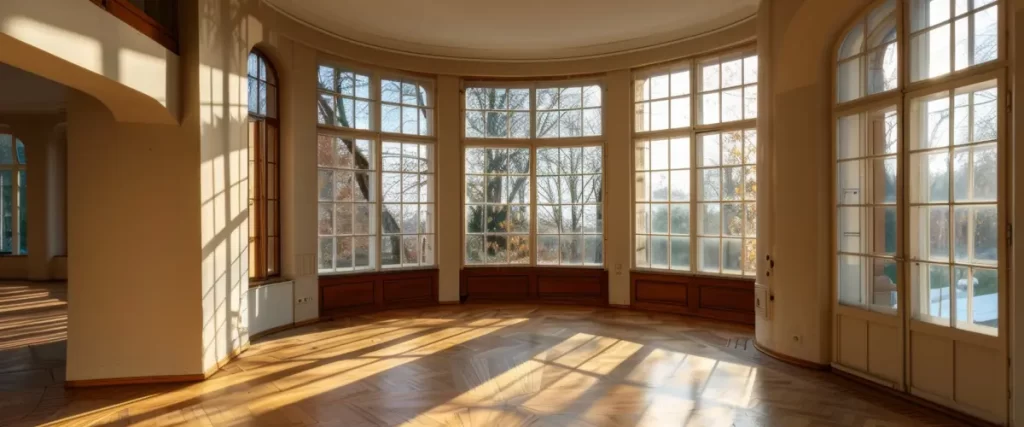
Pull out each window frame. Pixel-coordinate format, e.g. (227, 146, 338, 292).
(461, 79, 607, 268)
(0, 132, 26, 256)
(831, 0, 1007, 339)
(631, 45, 758, 278)
(316, 58, 438, 276)
(248, 49, 281, 283)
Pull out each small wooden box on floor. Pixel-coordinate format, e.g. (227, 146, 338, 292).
(631, 271, 754, 324)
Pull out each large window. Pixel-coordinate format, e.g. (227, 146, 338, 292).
(463, 83, 604, 267)
(695, 130, 757, 275)
(317, 62, 435, 274)
(633, 49, 758, 277)
(909, 80, 999, 335)
(0, 133, 26, 255)
(833, 0, 1004, 337)
(247, 50, 279, 281)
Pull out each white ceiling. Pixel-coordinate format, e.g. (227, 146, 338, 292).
(266, 0, 758, 61)
(0, 63, 66, 113)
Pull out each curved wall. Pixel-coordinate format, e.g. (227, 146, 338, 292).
(754, 0, 871, 365)
(258, 3, 756, 77)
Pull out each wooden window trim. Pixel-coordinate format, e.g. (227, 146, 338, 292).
(90, 0, 178, 53)
(248, 50, 281, 284)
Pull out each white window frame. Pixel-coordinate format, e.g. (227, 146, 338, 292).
(631, 45, 758, 278)
(831, 0, 1007, 337)
(461, 80, 606, 268)
(317, 58, 437, 275)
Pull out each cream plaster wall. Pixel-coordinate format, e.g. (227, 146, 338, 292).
(65, 92, 202, 380)
(753, 0, 870, 365)
(0, 0, 179, 124)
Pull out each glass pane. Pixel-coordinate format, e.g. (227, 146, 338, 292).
(584, 235, 603, 265)
(699, 238, 721, 273)
(914, 262, 951, 323)
(651, 236, 669, 268)
(872, 258, 898, 308)
(466, 235, 484, 264)
(837, 58, 862, 103)
(670, 204, 690, 235)
(911, 24, 951, 81)
(973, 6, 998, 66)
(701, 93, 720, 125)
(699, 203, 721, 235)
(670, 237, 690, 270)
(839, 24, 865, 60)
(538, 235, 559, 264)
(560, 235, 583, 265)
(650, 204, 669, 234)
(972, 267, 998, 331)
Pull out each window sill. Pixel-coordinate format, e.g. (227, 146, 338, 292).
(249, 277, 293, 289)
(318, 267, 439, 278)
(630, 268, 756, 282)
(0, 254, 28, 258)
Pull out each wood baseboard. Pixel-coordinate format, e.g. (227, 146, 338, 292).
(608, 303, 631, 309)
(66, 373, 206, 388)
(753, 341, 830, 370)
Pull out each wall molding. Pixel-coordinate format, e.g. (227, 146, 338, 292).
(753, 340, 830, 370)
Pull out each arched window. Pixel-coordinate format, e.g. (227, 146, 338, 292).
(0, 133, 27, 255)
(832, 0, 1006, 422)
(248, 50, 280, 281)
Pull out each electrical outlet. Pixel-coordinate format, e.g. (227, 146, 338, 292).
(296, 297, 312, 304)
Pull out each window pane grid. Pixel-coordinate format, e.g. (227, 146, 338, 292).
(318, 135, 376, 273)
(631, 51, 758, 277)
(695, 130, 756, 276)
(634, 68, 692, 132)
(318, 65, 374, 130)
(536, 146, 603, 266)
(634, 137, 692, 271)
(465, 88, 532, 139)
(836, 0, 899, 103)
(909, 0, 999, 82)
(381, 79, 433, 136)
(836, 106, 899, 311)
(697, 55, 758, 125)
(465, 147, 532, 265)
(909, 81, 998, 335)
(536, 86, 602, 138)
(382, 142, 435, 268)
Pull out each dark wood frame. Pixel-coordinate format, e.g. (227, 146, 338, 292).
(630, 271, 754, 324)
(460, 267, 608, 305)
(248, 50, 281, 284)
(89, 0, 178, 53)
(319, 269, 438, 318)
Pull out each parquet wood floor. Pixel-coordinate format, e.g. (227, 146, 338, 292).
(0, 282, 971, 426)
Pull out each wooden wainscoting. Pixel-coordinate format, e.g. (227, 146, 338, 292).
(630, 271, 754, 324)
(460, 267, 608, 305)
(319, 269, 438, 318)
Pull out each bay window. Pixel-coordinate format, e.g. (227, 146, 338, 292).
(632, 48, 758, 277)
(317, 62, 435, 274)
(463, 83, 604, 267)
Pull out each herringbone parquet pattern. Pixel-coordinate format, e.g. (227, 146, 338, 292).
(1, 291, 971, 426)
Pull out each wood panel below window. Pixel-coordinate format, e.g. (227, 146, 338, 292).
(460, 267, 607, 305)
(319, 269, 438, 318)
(630, 271, 754, 324)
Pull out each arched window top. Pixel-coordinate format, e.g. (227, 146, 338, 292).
(0, 134, 26, 166)
(836, 0, 899, 104)
(248, 49, 278, 119)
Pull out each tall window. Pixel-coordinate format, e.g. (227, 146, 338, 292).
(633, 49, 758, 276)
(317, 62, 435, 274)
(834, 0, 1004, 337)
(0, 133, 26, 255)
(463, 83, 604, 267)
(695, 130, 757, 275)
(909, 81, 999, 335)
(247, 50, 279, 281)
